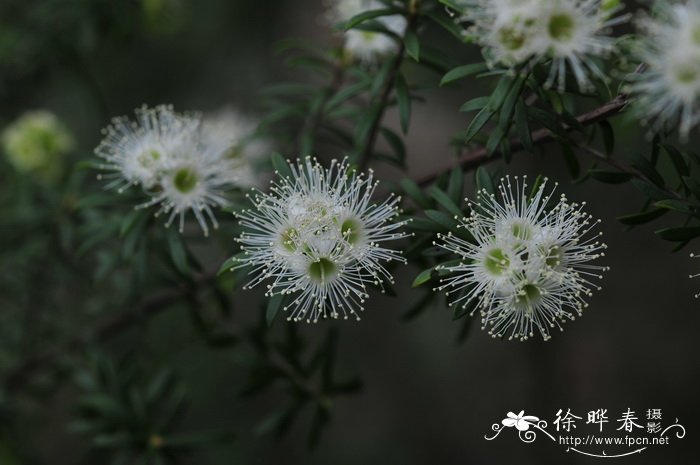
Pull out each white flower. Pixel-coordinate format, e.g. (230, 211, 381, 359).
(1, 110, 74, 181)
(135, 128, 233, 235)
(233, 157, 408, 323)
(201, 108, 271, 188)
(434, 176, 609, 341)
(455, 0, 628, 90)
(95, 105, 248, 235)
(326, 0, 407, 64)
(95, 105, 196, 190)
(629, 0, 700, 138)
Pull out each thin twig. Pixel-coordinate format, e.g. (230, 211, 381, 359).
(3, 274, 215, 392)
(356, 12, 417, 171)
(416, 93, 631, 186)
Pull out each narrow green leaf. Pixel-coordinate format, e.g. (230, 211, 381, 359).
(514, 98, 533, 152)
(463, 107, 494, 142)
(617, 208, 667, 226)
(475, 167, 495, 194)
(653, 199, 696, 214)
(459, 96, 490, 113)
(400, 178, 432, 209)
(266, 294, 284, 326)
(424, 209, 458, 230)
(412, 268, 434, 288)
(447, 168, 464, 204)
(166, 228, 189, 275)
(380, 127, 406, 163)
(440, 63, 489, 86)
(271, 153, 293, 179)
(630, 153, 665, 187)
(404, 28, 420, 61)
(662, 144, 690, 178)
(428, 186, 463, 217)
(656, 226, 700, 242)
(344, 8, 397, 29)
(395, 74, 412, 133)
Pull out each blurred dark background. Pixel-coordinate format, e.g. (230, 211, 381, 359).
(1, 0, 697, 463)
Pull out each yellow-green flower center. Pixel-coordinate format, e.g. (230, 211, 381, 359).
(516, 283, 542, 306)
(548, 13, 575, 41)
(485, 248, 510, 276)
(341, 218, 362, 244)
(499, 27, 527, 51)
(308, 257, 337, 282)
(173, 167, 198, 193)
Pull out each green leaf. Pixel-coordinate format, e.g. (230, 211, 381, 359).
(447, 167, 464, 204)
(425, 10, 464, 40)
(166, 228, 189, 275)
(272, 153, 293, 179)
(326, 81, 370, 111)
(440, 63, 489, 86)
(428, 186, 463, 217)
(683, 176, 700, 200)
(462, 106, 494, 142)
(218, 253, 243, 276)
(424, 209, 459, 230)
(561, 143, 580, 179)
(662, 144, 690, 178)
(400, 178, 431, 209)
(404, 28, 420, 61)
(656, 226, 700, 242)
(395, 74, 412, 133)
(475, 167, 495, 194)
(514, 99, 533, 152)
(589, 170, 633, 184)
(412, 268, 434, 288)
(343, 8, 398, 29)
(528, 174, 545, 202)
(498, 76, 524, 128)
(631, 179, 670, 201)
(630, 153, 665, 187)
(266, 294, 284, 326)
(653, 199, 696, 214)
(380, 127, 406, 164)
(459, 96, 490, 113)
(617, 208, 667, 226)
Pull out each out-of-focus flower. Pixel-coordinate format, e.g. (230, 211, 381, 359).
(434, 176, 609, 341)
(454, 0, 628, 90)
(1, 110, 74, 182)
(232, 157, 409, 323)
(326, 0, 407, 64)
(201, 109, 272, 189)
(629, 0, 700, 138)
(95, 105, 268, 235)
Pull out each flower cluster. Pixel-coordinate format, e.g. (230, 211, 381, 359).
(454, 0, 627, 90)
(95, 105, 269, 235)
(630, 0, 700, 138)
(326, 0, 407, 64)
(1, 110, 74, 182)
(233, 157, 408, 323)
(434, 176, 609, 341)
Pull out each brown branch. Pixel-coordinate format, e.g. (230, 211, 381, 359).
(416, 93, 631, 186)
(356, 12, 417, 171)
(3, 274, 215, 392)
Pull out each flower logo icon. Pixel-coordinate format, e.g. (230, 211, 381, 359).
(502, 411, 540, 431)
